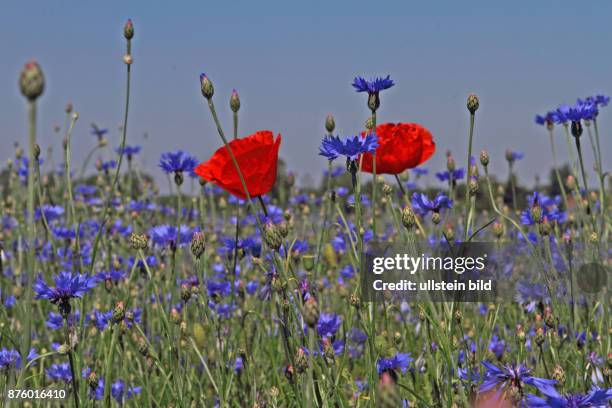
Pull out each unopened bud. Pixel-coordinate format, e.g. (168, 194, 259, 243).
(479, 150, 489, 167)
(124, 19, 134, 40)
(325, 114, 335, 133)
(230, 89, 240, 113)
(200, 73, 214, 100)
(467, 93, 479, 114)
(19, 61, 45, 101)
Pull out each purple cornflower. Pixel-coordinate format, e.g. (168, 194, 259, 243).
(351, 75, 395, 94)
(149, 225, 195, 248)
(159, 150, 198, 175)
(411, 192, 453, 215)
(319, 134, 378, 162)
(91, 125, 108, 139)
(116, 145, 141, 157)
(35, 205, 65, 222)
(46, 363, 72, 382)
(506, 150, 524, 162)
(436, 168, 465, 182)
(376, 353, 413, 375)
(34, 271, 97, 315)
(526, 387, 612, 407)
(535, 112, 555, 126)
(0, 348, 21, 370)
(111, 380, 142, 403)
(316, 313, 342, 338)
(479, 361, 558, 398)
(100, 160, 117, 171)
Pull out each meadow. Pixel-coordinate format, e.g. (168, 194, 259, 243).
(1, 19, 610, 407)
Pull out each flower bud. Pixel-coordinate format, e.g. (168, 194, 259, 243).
(325, 114, 335, 133)
(124, 19, 134, 40)
(200, 73, 214, 100)
(401, 207, 416, 230)
(431, 212, 441, 225)
(468, 178, 479, 196)
(303, 298, 320, 328)
(262, 222, 283, 251)
(33, 144, 41, 160)
(530, 205, 542, 224)
(446, 157, 457, 174)
(191, 232, 205, 259)
(295, 347, 309, 373)
(112, 301, 125, 324)
(535, 327, 545, 346)
(302, 255, 315, 271)
(57, 343, 71, 355)
(65, 102, 73, 114)
(552, 364, 565, 386)
(492, 222, 504, 238)
(87, 371, 98, 390)
(566, 175, 576, 190)
(365, 117, 375, 130)
(467, 93, 479, 114)
(19, 61, 45, 101)
(230, 89, 240, 113)
(382, 184, 393, 196)
(479, 150, 489, 167)
(129, 233, 148, 250)
(349, 293, 361, 309)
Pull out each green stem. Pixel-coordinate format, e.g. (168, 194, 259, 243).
(23, 100, 36, 365)
(463, 113, 475, 239)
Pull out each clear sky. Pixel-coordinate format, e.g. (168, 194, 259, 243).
(1, 1, 611, 190)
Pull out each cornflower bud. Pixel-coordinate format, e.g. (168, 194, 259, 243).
(124, 19, 134, 40)
(191, 231, 205, 259)
(303, 298, 320, 328)
(200, 73, 214, 100)
(19, 61, 45, 101)
(325, 114, 335, 133)
(230, 89, 240, 113)
(401, 207, 416, 230)
(112, 301, 125, 324)
(467, 93, 479, 114)
(480, 150, 490, 167)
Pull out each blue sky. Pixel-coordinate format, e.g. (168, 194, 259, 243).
(1, 1, 611, 189)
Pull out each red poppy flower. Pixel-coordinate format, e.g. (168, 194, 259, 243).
(195, 131, 281, 199)
(361, 122, 436, 174)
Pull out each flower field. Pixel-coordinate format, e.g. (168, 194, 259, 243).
(1, 19, 611, 408)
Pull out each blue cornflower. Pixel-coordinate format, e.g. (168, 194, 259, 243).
(316, 313, 342, 338)
(526, 388, 612, 407)
(34, 271, 97, 312)
(91, 125, 108, 139)
(116, 145, 141, 157)
(159, 151, 198, 175)
(46, 363, 72, 382)
(520, 192, 566, 225)
(566, 101, 597, 122)
(376, 352, 413, 375)
(319, 134, 378, 162)
(111, 380, 142, 403)
(149, 225, 195, 248)
(352, 75, 395, 94)
(535, 111, 555, 126)
(0, 348, 21, 370)
(552, 105, 572, 124)
(411, 192, 453, 215)
(506, 150, 524, 162)
(479, 361, 558, 397)
(436, 168, 465, 182)
(35, 205, 65, 222)
(412, 168, 429, 176)
(100, 160, 117, 171)
(207, 280, 232, 298)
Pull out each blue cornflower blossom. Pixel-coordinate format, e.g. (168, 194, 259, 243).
(316, 313, 342, 338)
(552, 105, 572, 124)
(46, 363, 73, 382)
(506, 150, 524, 162)
(480, 361, 558, 397)
(535, 111, 555, 126)
(412, 168, 429, 176)
(351, 75, 395, 94)
(111, 380, 142, 403)
(520, 192, 566, 225)
(526, 387, 612, 407)
(100, 160, 117, 171)
(376, 353, 413, 375)
(319, 134, 378, 162)
(35, 205, 65, 222)
(34, 271, 97, 314)
(91, 125, 108, 139)
(149, 225, 196, 248)
(411, 192, 453, 215)
(436, 168, 465, 182)
(116, 145, 141, 157)
(0, 348, 21, 370)
(159, 150, 198, 175)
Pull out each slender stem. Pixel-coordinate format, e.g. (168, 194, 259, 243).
(87, 48, 132, 275)
(65, 115, 78, 225)
(548, 128, 568, 210)
(370, 111, 377, 238)
(64, 318, 80, 408)
(463, 113, 475, 239)
(23, 100, 36, 364)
